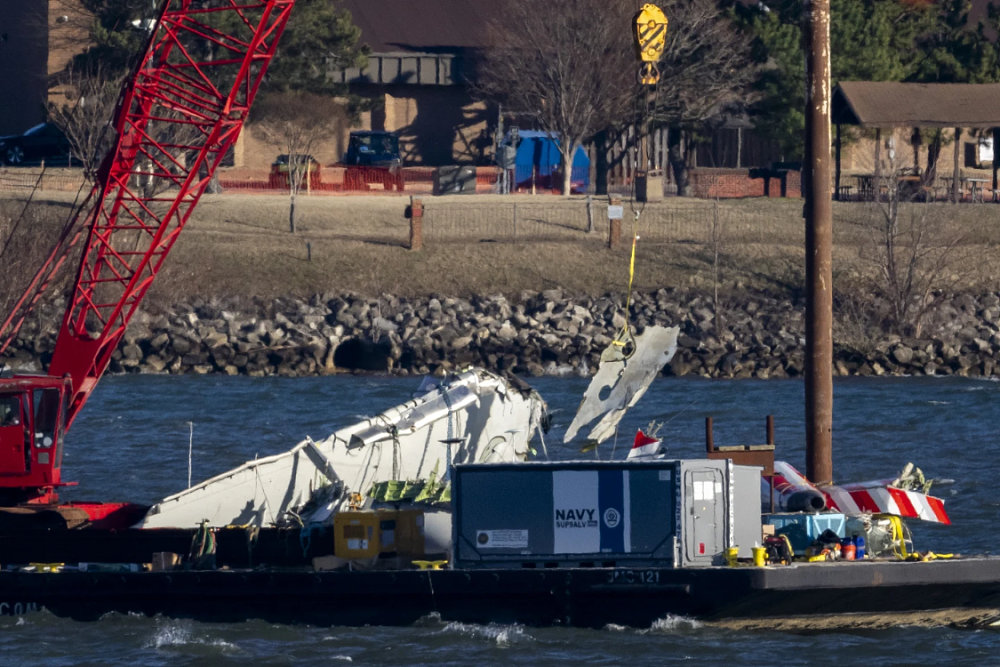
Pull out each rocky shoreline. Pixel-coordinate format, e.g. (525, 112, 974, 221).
(4, 289, 1000, 379)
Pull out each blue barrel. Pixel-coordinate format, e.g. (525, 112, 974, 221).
(854, 534, 866, 560)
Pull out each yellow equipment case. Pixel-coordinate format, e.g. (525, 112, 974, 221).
(334, 509, 426, 562)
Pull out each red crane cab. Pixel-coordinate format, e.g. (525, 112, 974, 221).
(0, 371, 71, 505)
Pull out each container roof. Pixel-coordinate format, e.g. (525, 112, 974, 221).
(833, 81, 1000, 128)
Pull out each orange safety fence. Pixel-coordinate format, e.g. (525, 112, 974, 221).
(217, 166, 500, 195)
(0, 165, 508, 196)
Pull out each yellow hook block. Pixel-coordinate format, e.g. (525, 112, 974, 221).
(633, 4, 668, 64)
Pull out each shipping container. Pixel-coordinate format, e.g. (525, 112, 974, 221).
(452, 459, 761, 569)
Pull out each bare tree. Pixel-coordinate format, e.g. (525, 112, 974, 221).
(48, 63, 123, 180)
(479, 0, 636, 196)
(861, 142, 970, 337)
(0, 201, 77, 342)
(652, 0, 757, 196)
(710, 196, 725, 331)
(251, 91, 336, 232)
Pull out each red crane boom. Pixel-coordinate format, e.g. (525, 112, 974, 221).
(0, 0, 296, 504)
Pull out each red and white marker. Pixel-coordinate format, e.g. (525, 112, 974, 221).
(628, 430, 663, 459)
(824, 484, 950, 525)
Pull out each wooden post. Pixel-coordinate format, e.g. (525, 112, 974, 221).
(705, 416, 714, 453)
(835, 124, 842, 201)
(874, 128, 882, 202)
(803, 0, 834, 486)
(408, 197, 424, 251)
(953, 127, 962, 203)
(586, 195, 594, 233)
(993, 128, 999, 201)
(608, 196, 622, 249)
(736, 126, 742, 170)
(628, 126, 637, 186)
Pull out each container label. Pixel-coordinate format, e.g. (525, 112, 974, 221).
(658, 470, 672, 481)
(553, 470, 631, 554)
(476, 529, 529, 550)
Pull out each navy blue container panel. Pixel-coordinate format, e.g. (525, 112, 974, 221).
(628, 467, 677, 553)
(453, 462, 677, 567)
(454, 468, 554, 562)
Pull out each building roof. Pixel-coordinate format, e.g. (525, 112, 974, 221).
(336, 0, 495, 54)
(833, 81, 1000, 128)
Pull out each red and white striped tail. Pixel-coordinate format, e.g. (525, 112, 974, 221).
(823, 485, 951, 525)
(770, 461, 951, 525)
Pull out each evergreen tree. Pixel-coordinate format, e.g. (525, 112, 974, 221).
(77, 0, 157, 73)
(265, 0, 368, 94)
(733, 0, 935, 158)
(73, 0, 367, 94)
(911, 0, 1000, 84)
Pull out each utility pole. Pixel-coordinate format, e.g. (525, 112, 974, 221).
(803, 0, 833, 486)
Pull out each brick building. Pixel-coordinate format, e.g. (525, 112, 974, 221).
(0, 3, 49, 136)
(0, 0, 492, 170)
(238, 0, 495, 169)
(0, 0, 91, 136)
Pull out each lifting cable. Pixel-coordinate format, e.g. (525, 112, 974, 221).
(612, 3, 666, 357)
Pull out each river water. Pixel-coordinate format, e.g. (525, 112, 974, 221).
(4, 375, 1000, 665)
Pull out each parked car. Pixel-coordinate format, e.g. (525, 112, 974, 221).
(343, 131, 401, 169)
(268, 154, 321, 189)
(0, 123, 73, 166)
(270, 154, 320, 171)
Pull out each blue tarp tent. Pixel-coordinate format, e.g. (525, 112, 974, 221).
(512, 131, 590, 193)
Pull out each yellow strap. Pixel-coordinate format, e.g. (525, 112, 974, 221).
(614, 220, 640, 345)
(413, 560, 448, 570)
(887, 515, 909, 559)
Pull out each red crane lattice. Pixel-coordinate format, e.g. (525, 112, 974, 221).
(0, 0, 296, 427)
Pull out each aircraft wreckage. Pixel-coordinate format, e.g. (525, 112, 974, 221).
(137, 369, 549, 553)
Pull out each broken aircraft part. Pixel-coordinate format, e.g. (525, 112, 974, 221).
(563, 326, 679, 444)
(766, 461, 951, 524)
(136, 369, 548, 553)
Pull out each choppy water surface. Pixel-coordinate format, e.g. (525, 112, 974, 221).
(6, 375, 1000, 665)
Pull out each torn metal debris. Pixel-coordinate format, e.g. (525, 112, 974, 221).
(563, 326, 679, 445)
(137, 369, 549, 553)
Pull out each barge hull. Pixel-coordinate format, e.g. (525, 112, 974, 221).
(3, 560, 1000, 628)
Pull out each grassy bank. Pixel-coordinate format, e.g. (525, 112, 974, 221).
(4, 192, 1000, 308)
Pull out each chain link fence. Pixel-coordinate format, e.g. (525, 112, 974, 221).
(421, 198, 812, 246)
(6, 165, 1000, 251)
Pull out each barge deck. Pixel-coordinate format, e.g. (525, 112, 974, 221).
(3, 558, 1000, 628)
